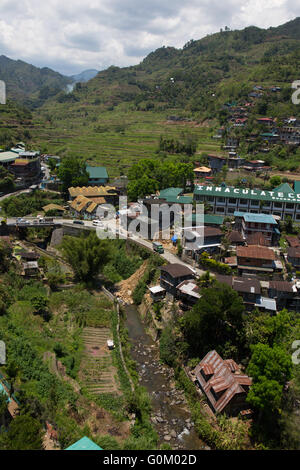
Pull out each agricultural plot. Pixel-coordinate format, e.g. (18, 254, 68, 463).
(31, 107, 220, 178)
(79, 327, 119, 395)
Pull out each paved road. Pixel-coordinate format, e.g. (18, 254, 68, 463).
(4, 215, 204, 276)
(0, 188, 32, 203)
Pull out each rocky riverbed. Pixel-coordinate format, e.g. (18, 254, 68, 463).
(125, 305, 209, 450)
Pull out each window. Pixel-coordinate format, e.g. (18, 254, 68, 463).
(217, 197, 225, 203)
(207, 196, 215, 202)
(228, 198, 237, 205)
(296, 214, 300, 220)
(263, 202, 271, 208)
(227, 208, 234, 214)
(216, 207, 225, 213)
(274, 202, 282, 208)
(250, 200, 259, 207)
(286, 203, 295, 210)
(239, 199, 247, 205)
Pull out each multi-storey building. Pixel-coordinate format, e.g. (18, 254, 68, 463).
(194, 182, 300, 222)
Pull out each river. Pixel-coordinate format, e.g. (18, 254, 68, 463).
(124, 304, 208, 450)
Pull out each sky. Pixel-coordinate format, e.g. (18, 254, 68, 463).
(0, 0, 299, 76)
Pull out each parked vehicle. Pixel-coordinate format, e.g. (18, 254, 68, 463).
(73, 220, 84, 225)
(92, 220, 104, 227)
(152, 241, 164, 254)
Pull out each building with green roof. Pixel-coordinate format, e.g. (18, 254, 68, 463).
(194, 182, 300, 222)
(185, 213, 224, 226)
(159, 188, 183, 199)
(65, 436, 103, 451)
(294, 181, 300, 194)
(86, 166, 109, 186)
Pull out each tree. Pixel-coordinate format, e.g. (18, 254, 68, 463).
(246, 343, 293, 418)
(57, 156, 89, 193)
(269, 175, 281, 188)
(61, 233, 111, 283)
(182, 282, 245, 358)
(0, 391, 7, 429)
(0, 414, 43, 450)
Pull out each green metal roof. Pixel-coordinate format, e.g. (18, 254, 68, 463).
(186, 214, 224, 225)
(194, 184, 300, 204)
(273, 183, 294, 194)
(0, 151, 17, 163)
(294, 181, 300, 193)
(167, 195, 193, 204)
(159, 187, 183, 199)
(65, 437, 103, 451)
(86, 166, 108, 180)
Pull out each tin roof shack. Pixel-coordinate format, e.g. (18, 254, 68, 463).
(287, 247, 300, 268)
(268, 281, 299, 312)
(19, 251, 40, 262)
(183, 226, 223, 258)
(22, 261, 40, 277)
(160, 263, 196, 297)
(148, 286, 166, 302)
(194, 350, 252, 416)
(236, 245, 276, 275)
(177, 279, 201, 309)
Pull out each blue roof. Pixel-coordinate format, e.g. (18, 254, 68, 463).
(65, 437, 103, 451)
(234, 212, 277, 224)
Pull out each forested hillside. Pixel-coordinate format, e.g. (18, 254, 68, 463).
(0, 55, 71, 107)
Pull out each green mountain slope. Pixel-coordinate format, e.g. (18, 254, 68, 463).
(11, 17, 300, 175)
(0, 55, 71, 107)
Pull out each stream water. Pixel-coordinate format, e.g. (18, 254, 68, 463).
(125, 304, 208, 450)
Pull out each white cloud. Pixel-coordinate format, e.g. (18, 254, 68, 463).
(0, 0, 299, 75)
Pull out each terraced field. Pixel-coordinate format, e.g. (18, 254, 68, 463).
(30, 107, 221, 178)
(79, 327, 119, 395)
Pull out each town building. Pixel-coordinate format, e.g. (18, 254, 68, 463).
(9, 151, 41, 186)
(236, 245, 277, 274)
(234, 212, 279, 245)
(268, 281, 300, 312)
(183, 226, 223, 256)
(287, 246, 300, 268)
(86, 166, 109, 186)
(207, 154, 245, 173)
(193, 166, 212, 183)
(159, 263, 196, 297)
(65, 436, 103, 451)
(176, 279, 201, 308)
(193, 350, 252, 415)
(193, 182, 300, 221)
(68, 186, 119, 206)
